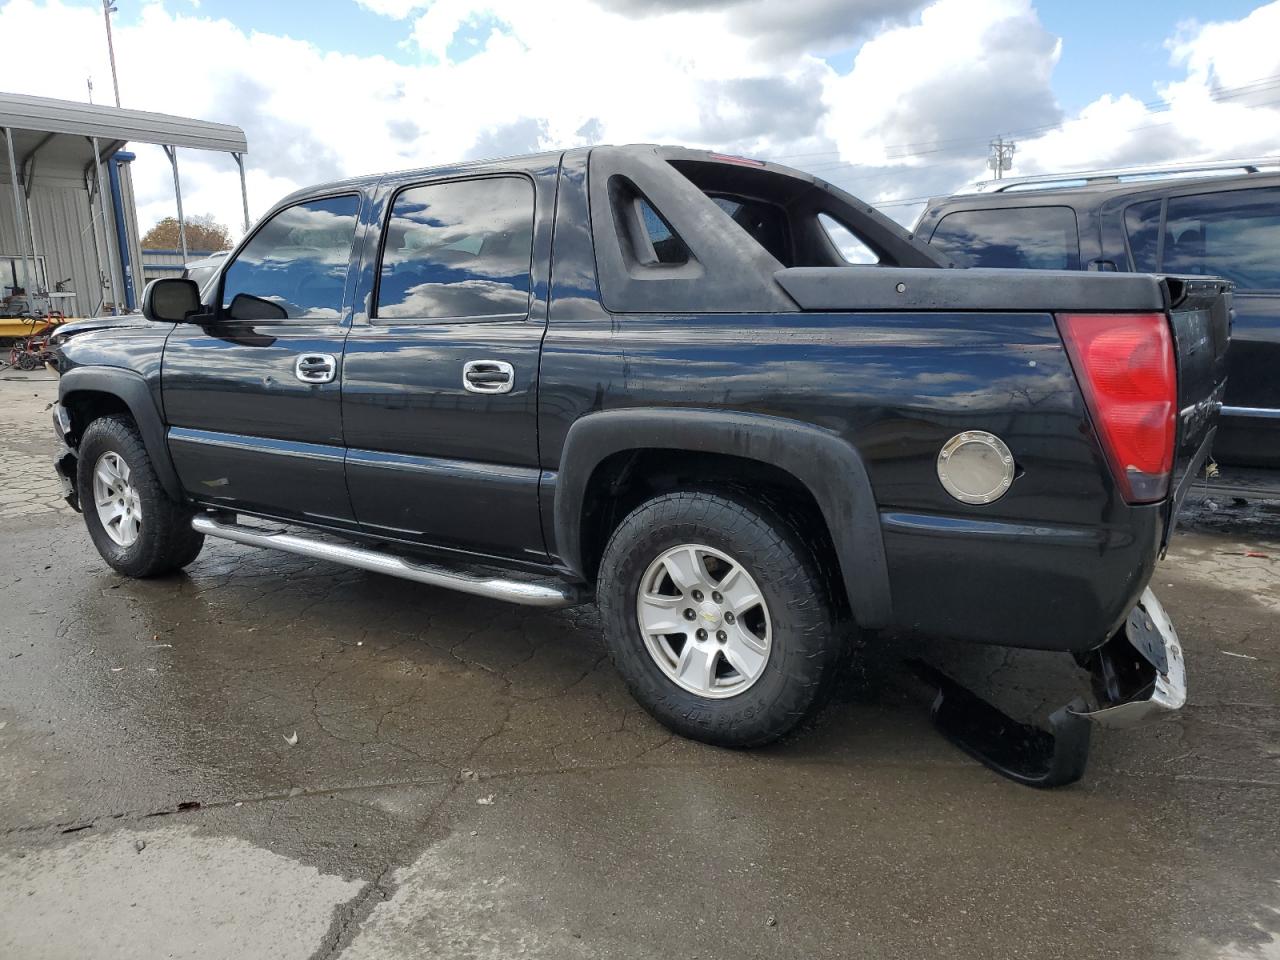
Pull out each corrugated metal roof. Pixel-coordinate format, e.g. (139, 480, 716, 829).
(0, 92, 247, 154)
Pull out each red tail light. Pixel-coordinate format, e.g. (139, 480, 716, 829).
(1056, 312, 1176, 504)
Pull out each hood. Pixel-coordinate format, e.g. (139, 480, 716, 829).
(48, 312, 150, 344)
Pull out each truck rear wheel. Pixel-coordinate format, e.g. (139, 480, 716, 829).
(77, 415, 205, 578)
(597, 491, 843, 747)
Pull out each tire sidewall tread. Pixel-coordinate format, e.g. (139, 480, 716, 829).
(77, 415, 203, 578)
(597, 490, 842, 747)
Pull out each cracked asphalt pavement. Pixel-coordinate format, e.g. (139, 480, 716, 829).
(1, 373, 1277, 959)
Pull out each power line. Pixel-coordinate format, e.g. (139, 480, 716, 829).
(988, 137, 1015, 179)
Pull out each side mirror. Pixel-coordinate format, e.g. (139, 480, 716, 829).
(228, 292, 289, 322)
(141, 278, 201, 323)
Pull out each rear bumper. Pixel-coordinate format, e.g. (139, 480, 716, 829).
(880, 506, 1163, 653)
(1074, 588, 1186, 729)
(921, 587, 1186, 788)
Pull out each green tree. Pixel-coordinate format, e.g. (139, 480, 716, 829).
(141, 214, 232, 253)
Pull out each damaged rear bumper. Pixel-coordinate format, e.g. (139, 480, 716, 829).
(921, 587, 1186, 788)
(1074, 588, 1186, 729)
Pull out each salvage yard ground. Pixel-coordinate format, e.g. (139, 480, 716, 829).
(0, 372, 1277, 959)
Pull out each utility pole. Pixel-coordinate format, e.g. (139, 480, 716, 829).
(988, 136, 1015, 180)
(102, 1, 121, 107)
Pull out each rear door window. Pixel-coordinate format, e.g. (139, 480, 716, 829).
(1162, 188, 1280, 290)
(928, 206, 1080, 270)
(376, 176, 534, 321)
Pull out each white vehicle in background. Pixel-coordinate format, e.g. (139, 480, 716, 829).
(182, 251, 230, 295)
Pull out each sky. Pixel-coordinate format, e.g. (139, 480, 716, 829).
(1, 0, 1278, 239)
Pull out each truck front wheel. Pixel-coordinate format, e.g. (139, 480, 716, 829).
(77, 415, 205, 578)
(597, 490, 843, 747)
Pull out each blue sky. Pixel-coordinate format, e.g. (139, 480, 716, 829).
(1036, 0, 1262, 110)
(113, 0, 496, 62)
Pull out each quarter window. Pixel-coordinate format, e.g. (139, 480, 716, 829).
(639, 198, 688, 265)
(1162, 188, 1280, 290)
(929, 206, 1080, 270)
(819, 213, 878, 265)
(220, 195, 359, 320)
(377, 177, 534, 320)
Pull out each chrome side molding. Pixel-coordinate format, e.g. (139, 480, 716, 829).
(192, 515, 583, 608)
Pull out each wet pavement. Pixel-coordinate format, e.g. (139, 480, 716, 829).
(0, 374, 1277, 959)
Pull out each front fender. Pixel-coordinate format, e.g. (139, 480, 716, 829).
(59, 366, 182, 501)
(553, 408, 891, 628)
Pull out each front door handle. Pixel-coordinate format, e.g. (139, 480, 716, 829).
(463, 359, 514, 394)
(294, 353, 337, 384)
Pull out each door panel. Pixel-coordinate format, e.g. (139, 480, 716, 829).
(164, 322, 352, 521)
(1216, 292, 1280, 466)
(342, 167, 555, 562)
(163, 193, 362, 523)
(342, 320, 544, 555)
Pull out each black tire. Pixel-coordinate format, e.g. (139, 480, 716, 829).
(597, 490, 844, 747)
(77, 415, 204, 578)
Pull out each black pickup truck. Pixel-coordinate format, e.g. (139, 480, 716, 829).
(50, 145, 1231, 786)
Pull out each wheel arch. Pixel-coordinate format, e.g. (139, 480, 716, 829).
(553, 408, 892, 628)
(59, 367, 183, 501)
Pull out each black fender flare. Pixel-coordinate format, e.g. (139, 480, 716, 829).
(58, 366, 183, 501)
(553, 408, 892, 628)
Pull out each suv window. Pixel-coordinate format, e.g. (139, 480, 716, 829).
(220, 195, 360, 320)
(1163, 188, 1280, 290)
(377, 176, 534, 320)
(929, 206, 1080, 270)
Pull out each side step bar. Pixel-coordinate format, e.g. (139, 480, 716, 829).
(192, 515, 584, 609)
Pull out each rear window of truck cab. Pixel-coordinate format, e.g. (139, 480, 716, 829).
(928, 206, 1081, 270)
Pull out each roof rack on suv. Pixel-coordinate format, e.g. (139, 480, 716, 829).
(958, 156, 1280, 195)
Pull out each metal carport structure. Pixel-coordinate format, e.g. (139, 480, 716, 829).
(0, 92, 248, 319)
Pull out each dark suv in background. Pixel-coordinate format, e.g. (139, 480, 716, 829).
(916, 161, 1279, 468)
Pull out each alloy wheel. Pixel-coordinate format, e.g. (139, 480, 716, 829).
(635, 543, 772, 699)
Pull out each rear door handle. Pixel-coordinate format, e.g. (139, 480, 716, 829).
(463, 359, 514, 394)
(294, 353, 337, 384)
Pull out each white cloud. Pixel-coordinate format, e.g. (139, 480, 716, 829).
(0, 0, 1278, 242)
(827, 0, 1061, 161)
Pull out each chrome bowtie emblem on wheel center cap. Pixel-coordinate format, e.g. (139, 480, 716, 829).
(698, 602, 723, 628)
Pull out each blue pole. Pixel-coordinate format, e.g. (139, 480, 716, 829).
(108, 150, 137, 310)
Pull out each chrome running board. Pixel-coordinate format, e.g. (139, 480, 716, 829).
(192, 515, 583, 608)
